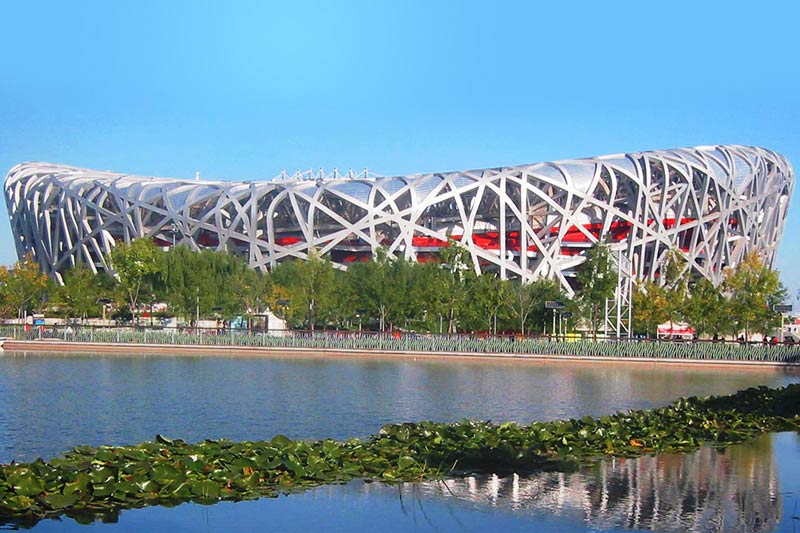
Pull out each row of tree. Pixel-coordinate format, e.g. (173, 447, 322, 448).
(633, 250, 786, 341)
(0, 240, 787, 339)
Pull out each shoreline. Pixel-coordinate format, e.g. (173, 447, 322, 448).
(3, 339, 800, 371)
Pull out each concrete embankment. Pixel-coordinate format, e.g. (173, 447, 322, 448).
(3, 339, 800, 370)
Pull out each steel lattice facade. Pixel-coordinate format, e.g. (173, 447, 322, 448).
(4, 144, 794, 294)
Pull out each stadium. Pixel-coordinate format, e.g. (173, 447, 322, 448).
(4, 145, 794, 298)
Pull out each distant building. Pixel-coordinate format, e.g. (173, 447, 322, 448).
(4, 145, 794, 296)
(784, 317, 800, 340)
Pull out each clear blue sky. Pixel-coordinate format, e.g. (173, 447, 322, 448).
(1, 1, 798, 299)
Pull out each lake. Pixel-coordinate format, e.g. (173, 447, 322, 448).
(1, 351, 799, 531)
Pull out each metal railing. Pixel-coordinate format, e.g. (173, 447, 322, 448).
(2, 325, 800, 363)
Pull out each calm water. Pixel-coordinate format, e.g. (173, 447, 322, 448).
(13, 432, 800, 532)
(1, 350, 799, 531)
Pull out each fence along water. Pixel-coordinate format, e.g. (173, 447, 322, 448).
(2, 325, 800, 364)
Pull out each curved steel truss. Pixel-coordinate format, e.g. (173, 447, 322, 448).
(4, 145, 794, 294)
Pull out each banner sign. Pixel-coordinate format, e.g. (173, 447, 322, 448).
(657, 322, 695, 337)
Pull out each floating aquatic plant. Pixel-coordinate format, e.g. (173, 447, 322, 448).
(1, 384, 798, 527)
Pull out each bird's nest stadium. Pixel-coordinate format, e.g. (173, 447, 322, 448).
(4, 145, 794, 298)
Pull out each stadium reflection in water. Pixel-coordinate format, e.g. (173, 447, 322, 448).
(18, 434, 798, 532)
(363, 435, 781, 532)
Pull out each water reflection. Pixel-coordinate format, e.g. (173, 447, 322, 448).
(3, 353, 799, 530)
(384, 434, 781, 532)
(18, 433, 800, 532)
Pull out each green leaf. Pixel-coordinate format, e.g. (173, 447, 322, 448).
(88, 466, 116, 484)
(72, 445, 97, 456)
(94, 448, 119, 462)
(167, 481, 192, 498)
(397, 456, 417, 470)
(155, 434, 174, 445)
(41, 492, 80, 509)
(228, 458, 257, 472)
(63, 473, 91, 496)
(271, 435, 293, 449)
(189, 479, 220, 499)
(136, 479, 160, 493)
(255, 455, 282, 470)
(1, 494, 34, 511)
(283, 457, 306, 477)
(113, 480, 139, 495)
(121, 448, 150, 461)
(10, 473, 45, 497)
(91, 483, 114, 498)
(150, 463, 184, 483)
(235, 473, 261, 489)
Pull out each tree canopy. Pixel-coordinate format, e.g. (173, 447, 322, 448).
(576, 243, 618, 340)
(0, 253, 51, 318)
(108, 239, 161, 319)
(722, 252, 786, 341)
(630, 250, 787, 340)
(0, 240, 789, 340)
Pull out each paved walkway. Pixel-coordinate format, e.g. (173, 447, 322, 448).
(4, 339, 800, 369)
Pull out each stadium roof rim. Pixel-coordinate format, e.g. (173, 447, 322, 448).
(6, 143, 792, 187)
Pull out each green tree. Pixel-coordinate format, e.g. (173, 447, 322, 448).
(108, 239, 161, 321)
(155, 246, 255, 323)
(660, 248, 690, 329)
(345, 248, 409, 331)
(508, 278, 563, 335)
(529, 278, 565, 335)
(576, 243, 618, 340)
(195, 249, 256, 317)
(469, 273, 512, 334)
(682, 277, 729, 338)
(54, 265, 117, 320)
(407, 262, 447, 333)
(507, 281, 537, 335)
(0, 253, 51, 319)
(437, 243, 474, 333)
(271, 250, 336, 330)
(265, 284, 293, 325)
(631, 281, 669, 338)
(155, 245, 197, 319)
(228, 265, 272, 329)
(722, 252, 786, 341)
(506, 278, 561, 335)
(329, 268, 358, 329)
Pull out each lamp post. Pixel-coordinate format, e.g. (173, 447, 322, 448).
(169, 222, 178, 248)
(96, 298, 112, 321)
(355, 308, 367, 333)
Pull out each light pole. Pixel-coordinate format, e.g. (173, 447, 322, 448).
(169, 222, 178, 248)
(97, 298, 112, 321)
(356, 308, 367, 334)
